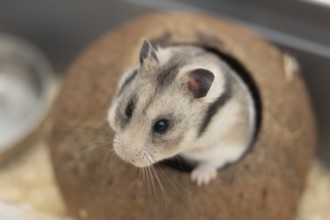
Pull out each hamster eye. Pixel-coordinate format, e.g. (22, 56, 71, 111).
(125, 101, 134, 118)
(153, 119, 169, 133)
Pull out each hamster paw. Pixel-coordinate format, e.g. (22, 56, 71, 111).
(191, 164, 217, 186)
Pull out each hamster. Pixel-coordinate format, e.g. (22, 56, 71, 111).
(107, 40, 256, 186)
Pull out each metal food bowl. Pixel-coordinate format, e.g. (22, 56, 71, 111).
(0, 34, 56, 162)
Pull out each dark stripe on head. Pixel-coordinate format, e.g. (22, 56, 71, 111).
(117, 69, 138, 96)
(156, 56, 186, 88)
(117, 94, 138, 129)
(198, 76, 232, 137)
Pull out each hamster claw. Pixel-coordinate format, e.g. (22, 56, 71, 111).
(191, 164, 217, 186)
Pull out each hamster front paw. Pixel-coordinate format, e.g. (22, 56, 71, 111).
(191, 163, 217, 186)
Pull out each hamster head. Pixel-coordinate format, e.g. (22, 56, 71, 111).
(107, 40, 216, 167)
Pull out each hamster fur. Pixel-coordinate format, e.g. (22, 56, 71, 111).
(107, 40, 255, 186)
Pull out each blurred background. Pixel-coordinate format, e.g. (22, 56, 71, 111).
(0, 0, 329, 165)
(0, 0, 329, 219)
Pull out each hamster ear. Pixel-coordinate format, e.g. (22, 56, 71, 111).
(139, 40, 159, 65)
(187, 69, 215, 98)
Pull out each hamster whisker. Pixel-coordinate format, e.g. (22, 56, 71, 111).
(142, 168, 150, 193)
(145, 151, 168, 206)
(142, 151, 157, 199)
(106, 149, 118, 170)
(147, 152, 157, 164)
(108, 126, 119, 136)
(138, 168, 147, 191)
(147, 165, 159, 203)
(173, 155, 183, 168)
(87, 140, 112, 152)
(138, 167, 142, 180)
(144, 167, 152, 194)
(157, 165, 193, 204)
(142, 151, 154, 196)
(137, 152, 147, 190)
(150, 164, 168, 207)
(86, 141, 118, 172)
(145, 166, 154, 197)
(88, 145, 110, 163)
